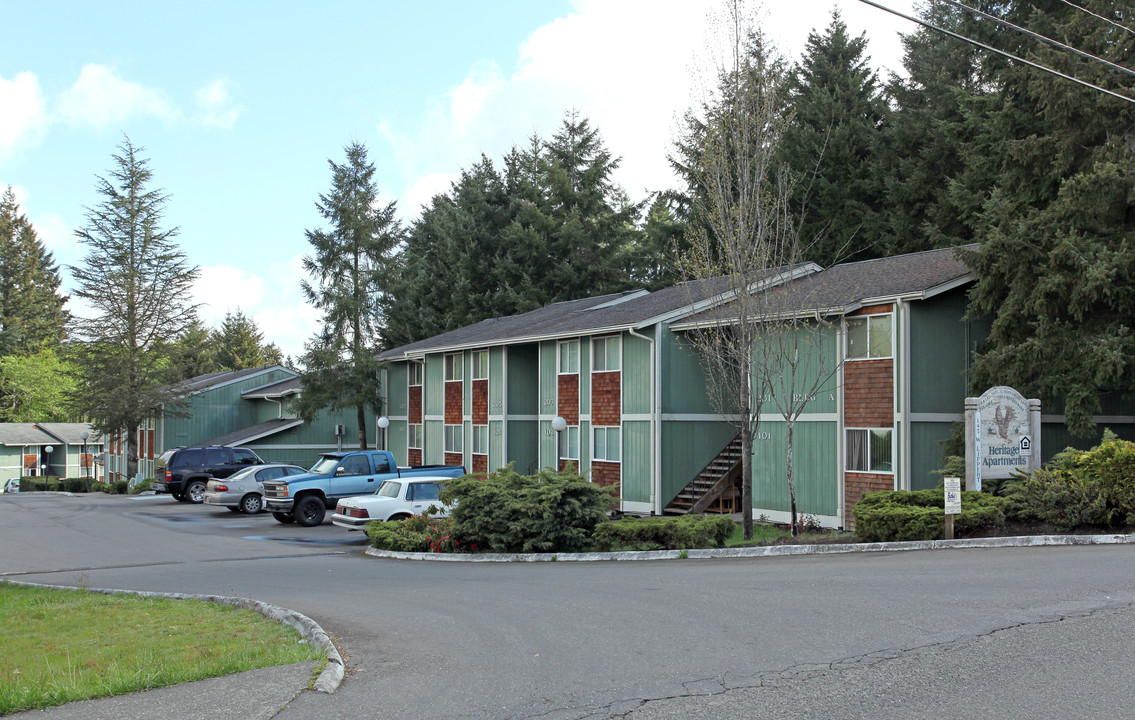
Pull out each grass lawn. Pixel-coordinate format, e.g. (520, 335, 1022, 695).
(0, 582, 324, 715)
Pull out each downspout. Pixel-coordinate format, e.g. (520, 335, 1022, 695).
(268, 397, 283, 420)
(628, 326, 657, 514)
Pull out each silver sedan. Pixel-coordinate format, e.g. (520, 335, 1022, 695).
(203, 464, 308, 514)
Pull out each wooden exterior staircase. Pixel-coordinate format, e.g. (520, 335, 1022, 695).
(664, 434, 743, 515)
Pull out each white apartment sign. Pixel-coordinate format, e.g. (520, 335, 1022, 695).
(965, 387, 1041, 491)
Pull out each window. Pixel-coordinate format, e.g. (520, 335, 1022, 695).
(408, 424, 423, 449)
(445, 353, 463, 381)
(444, 424, 463, 453)
(558, 425, 579, 460)
(472, 425, 488, 455)
(593, 336, 621, 372)
(233, 449, 259, 465)
(472, 350, 488, 380)
(593, 426, 621, 462)
(338, 455, 372, 476)
(408, 362, 423, 386)
(846, 314, 892, 359)
(558, 340, 579, 374)
(409, 482, 442, 502)
(846, 429, 893, 473)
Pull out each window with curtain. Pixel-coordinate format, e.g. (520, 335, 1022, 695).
(846, 428, 893, 472)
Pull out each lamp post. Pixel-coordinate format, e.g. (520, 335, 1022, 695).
(377, 417, 390, 451)
(44, 445, 53, 490)
(80, 430, 90, 492)
(551, 417, 567, 471)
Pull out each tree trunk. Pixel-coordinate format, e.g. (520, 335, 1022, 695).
(126, 427, 139, 482)
(787, 420, 798, 536)
(356, 405, 368, 451)
(741, 420, 753, 540)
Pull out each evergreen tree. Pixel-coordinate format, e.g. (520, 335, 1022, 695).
(213, 309, 270, 370)
(0, 348, 78, 422)
(298, 142, 400, 449)
(0, 187, 69, 354)
(172, 319, 222, 379)
(778, 11, 888, 267)
(69, 137, 199, 478)
(964, 0, 1135, 434)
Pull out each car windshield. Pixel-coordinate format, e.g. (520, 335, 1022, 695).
(310, 457, 340, 474)
(376, 480, 401, 498)
(228, 466, 258, 482)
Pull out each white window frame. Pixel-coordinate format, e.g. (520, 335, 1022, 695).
(444, 424, 463, 454)
(408, 361, 423, 387)
(472, 424, 489, 455)
(408, 424, 423, 450)
(558, 339, 580, 375)
(845, 314, 893, 360)
(592, 426, 621, 463)
(445, 353, 464, 381)
(472, 349, 489, 380)
(845, 428, 894, 474)
(557, 425, 579, 460)
(592, 335, 621, 372)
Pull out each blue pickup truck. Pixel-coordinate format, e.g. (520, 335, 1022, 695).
(262, 450, 465, 527)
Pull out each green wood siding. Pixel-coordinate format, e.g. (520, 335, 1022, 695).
(621, 421, 651, 503)
(162, 369, 294, 448)
(660, 420, 737, 505)
(425, 355, 444, 417)
(507, 344, 538, 415)
(489, 420, 504, 471)
(507, 420, 539, 475)
(388, 419, 407, 465)
(425, 421, 443, 465)
(910, 421, 954, 490)
(623, 331, 652, 415)
(490, 347, 504, 415)
(751, 421, 838, 516)
(386, 363, 408, 417)
(757, 323, 839, 415)
(540, 341, 557, 417)
(661, 328, 714, 414)
(580, 337, 590, 415)
(909, 288, 990, 414)
(540, 419, 556, 469)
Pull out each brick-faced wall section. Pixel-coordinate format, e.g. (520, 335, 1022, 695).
(558, 375, 579, 425)
(445, 381, 463, 425)
(847, 303, 893, 317)
(409, 386, 422, 424)
(445, 452, 464, 468)
(591, 461, 620, 487)
(844, 472, 895, 529)
(844, 359, 894, 428)
(472, 454, 488, 474)
(591, 371, 621, 426)
(472, 379, 488, 424)
(408, 448, 422, 466)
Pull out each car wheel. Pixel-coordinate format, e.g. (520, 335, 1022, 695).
(239, 494, 262, 514)
(272, 512, 295, 524)
(173, 492, 188, 502)
(185, 480, 207, 504)
(387, 513, 410, 523)
(294, 496, 326, 527)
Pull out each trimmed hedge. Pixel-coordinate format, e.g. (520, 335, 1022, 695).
(367, 514, 458, 553)
(853, 489, 1006, 542)
(440, 465, 613, 553)
(591, 514, 736, 551)
(16, 477, 126, 494)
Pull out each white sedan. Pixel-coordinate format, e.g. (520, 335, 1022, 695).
(331, 477, 452, 530)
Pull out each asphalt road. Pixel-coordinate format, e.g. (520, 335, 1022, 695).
(3, 492, 1135, 719)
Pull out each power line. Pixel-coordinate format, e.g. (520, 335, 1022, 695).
(855, 0, 1135, 105)
(1057, 0, 1135, 35)
(943, 0, 1135, 78)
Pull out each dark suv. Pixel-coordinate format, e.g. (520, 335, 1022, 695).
(153, 446, 265, 503)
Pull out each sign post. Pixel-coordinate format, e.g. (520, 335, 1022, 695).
(944, 477, 961, 540)
(965, 387, 1041, 492)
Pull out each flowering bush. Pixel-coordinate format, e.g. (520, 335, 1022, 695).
(366, 514, 469, 553)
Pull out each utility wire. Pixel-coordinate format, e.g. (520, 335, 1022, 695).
(943, 0, 1135, 78)
(1057, 0, 1134, 35)
(855, 0, 1135, 104)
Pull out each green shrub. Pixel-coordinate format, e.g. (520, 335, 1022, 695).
(129, 479, 153, 494)
(440, 465, 613, 553)
(1019, 467, 1110, 531)
(591, 514, 736, 551)
(853, 489, 1006, 542)
(366, 514, 460, 553)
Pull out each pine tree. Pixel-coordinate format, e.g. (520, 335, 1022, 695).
(213, 309, 270, 370)
(778, 11, 888, 267)
(172, 319, 222, 379)
(70, 137, 199, 478)
(297, 142, 400, 449)
(964, 1, 1135, 434)
(0, 187, 69, 354)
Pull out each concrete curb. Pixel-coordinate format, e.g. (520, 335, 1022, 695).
(365, 533, 1135, 562)
(5, 579, 344, 693)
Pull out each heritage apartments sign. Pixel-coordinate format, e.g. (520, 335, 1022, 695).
(964, 386, 1041, 491)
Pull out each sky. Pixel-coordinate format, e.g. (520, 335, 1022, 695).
(0, 0, 918, 361)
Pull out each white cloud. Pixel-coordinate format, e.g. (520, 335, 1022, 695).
(0, 71, 48, 161)
(57, 64, 179, 128)
(195, 77, 243, 129)
(401, 172, 458, 217)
